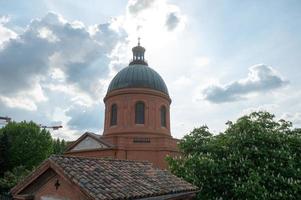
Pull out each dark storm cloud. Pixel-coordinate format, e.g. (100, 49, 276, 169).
(0, 12, 125, 98)
(165, 12, 180, 31)
(203, 64, 288, 103)
(128, 0, 155, 15)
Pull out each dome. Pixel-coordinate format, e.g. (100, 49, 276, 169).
(107, 64, 169, 95)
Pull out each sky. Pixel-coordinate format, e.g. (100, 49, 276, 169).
(0, 0, 300, 140)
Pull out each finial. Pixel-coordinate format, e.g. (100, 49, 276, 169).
(130, 37, 147, 66)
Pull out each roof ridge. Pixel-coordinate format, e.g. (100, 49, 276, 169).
(51, 155, 153, 164)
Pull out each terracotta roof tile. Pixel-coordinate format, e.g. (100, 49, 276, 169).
(49, 155, 197, 200)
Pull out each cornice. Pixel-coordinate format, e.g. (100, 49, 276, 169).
(104, 88, 171, 103)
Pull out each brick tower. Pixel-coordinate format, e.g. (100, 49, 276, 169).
(65, 40, 179, 169)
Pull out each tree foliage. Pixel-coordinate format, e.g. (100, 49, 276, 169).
(0, 121, 68, 191)
(0, 121, 53, 171)
(167, 111, 301, 199)
(52, 138, 67, 155)
(0, 166, 30, 191)
(0, 132, 9, 176)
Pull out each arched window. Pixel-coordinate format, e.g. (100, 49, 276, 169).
(135, 102, 145, 124)
(161, 106, 167, 127)
(110, 104, 117, 126)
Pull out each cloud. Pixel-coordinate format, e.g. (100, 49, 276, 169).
(0, 97, 56, 127)
(0, 16, 17, 46)
(0, 12, 125, 105)
(165, 12, 180, 31)
(123, 0, 184, 39)
(38, 27, 59, 42)
(66, 103, 103, 131)
(0, 0, 186, 138)
(128, 0, 155, 15)
(194, 56, 211, 67)
(0, 16, 10, 24)
(241, 104, 279, 116)
(281, 112, 301, 127)
(202, 64, 289, 103)
(0, 12, 127, 139)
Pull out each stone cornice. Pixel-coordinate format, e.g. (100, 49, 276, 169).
(104, 88, 171, 103)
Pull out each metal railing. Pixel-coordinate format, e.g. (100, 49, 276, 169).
(129, 59, 148, 65)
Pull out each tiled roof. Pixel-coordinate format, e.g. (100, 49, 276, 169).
(50, 155, 197, 200)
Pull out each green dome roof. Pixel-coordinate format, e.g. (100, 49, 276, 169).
(107, 64, 169, 95)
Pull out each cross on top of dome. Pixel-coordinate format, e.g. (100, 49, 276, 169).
(130, 37, 148, 66)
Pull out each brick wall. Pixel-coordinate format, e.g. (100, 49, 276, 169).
(103, 88, 171, 136)
(35, 175, 86, 200)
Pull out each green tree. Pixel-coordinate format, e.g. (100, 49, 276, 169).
(52, 138, 67, 155)
(0, 166, 30, 191)
(0, 132, 9, 176)
(0, 121, 53, 172)
(167, 111, 301, 199)
(0, 121, 54, 191)
(0, 121, 71, 192)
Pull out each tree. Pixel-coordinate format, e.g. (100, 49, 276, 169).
(0, 166, 30, 192)
(0, 121, 54, 192)
(167, 111, 301, 199)
(0, 132, 9, 176)
(0, 121, 53, 172)
(0, 121, 71, 191)
(52, 138, 67, 155)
